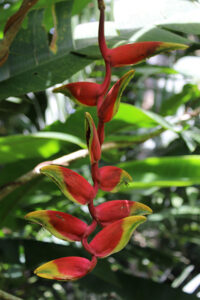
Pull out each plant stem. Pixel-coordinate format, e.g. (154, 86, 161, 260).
(0, 290, 23, 300)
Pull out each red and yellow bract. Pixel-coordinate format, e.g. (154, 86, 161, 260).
(25, 210, 87, 242)
(96, 200, 152, 226)
(98, 70, 135, 123)
(85, 112, 101, 164)
(35, 256, 97, 281)
(89, 216, 146, 258)
(40, 165, 94, 205)
(99, 166, 132, 192)
(26, 0, 188, 282)
(107, 41, 188, 67)
(53, 82, 102, 106)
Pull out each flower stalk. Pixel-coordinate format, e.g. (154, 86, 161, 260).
(25, 0, 188, 281)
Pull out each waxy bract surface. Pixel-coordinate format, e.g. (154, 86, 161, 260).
(96, 200, 152, 226)
(99, 166, 132, 192)
(90, 216, 146, 257)
(108, 41, 188, 67)
(40, 165, 94, 205)
(25, 210, 87, 242)
(35, 256, 96, 281)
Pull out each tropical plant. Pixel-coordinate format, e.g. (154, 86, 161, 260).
(0, 0, 200, 299)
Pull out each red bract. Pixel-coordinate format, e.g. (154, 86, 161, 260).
(23, 0, 187, 282)
(107, 41, 188, 67)
(85, 112, 101, 164)
(98, 70, 135, 123)
(96, 200, 152, 226)
(53, 82, 102, 106)
(25, 210, 87, 242)
(89, 216, 146, 258)
(35, 256, 97, 281)
(99, 166, 132, 192)
(40, 165, 94, 205)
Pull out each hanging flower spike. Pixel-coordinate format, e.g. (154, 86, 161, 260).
(34, 256, 97, 281)
(96, 200, 152, 226)
(98, 70, 135, 123)
(53, 82, 102, 106)
(40, 165, 95, 205)
(25, 210, 88, 242)
(89, 216, 146, 258)
(107, 41, 188, 67)
(85, 112, 101, 164)
(99, 166, 132, 192)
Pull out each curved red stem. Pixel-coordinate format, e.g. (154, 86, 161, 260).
(98, 3, 108, 61)
(99, 60, 111, 98)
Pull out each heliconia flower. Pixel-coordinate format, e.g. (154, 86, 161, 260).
(99, 166, 132, 192)
(85, 112, 101, 164)
(53, 82, 102, 106)
(89, 216, 146, 258)
(107, 41, 188, 67)
(96, 200, 152, 226)
(98, 70, 135, 123)
(34, 256, 97, 281)
(25, 210, 88, 242)
(40, 165, 94, 205)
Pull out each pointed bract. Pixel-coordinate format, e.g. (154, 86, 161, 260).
(40, 165, 94, 205)
(108, 41, 188, 67)
(98, 70, 135, 123)
(96, 200, 152, 226)
(34, 256, 97, 281)
(25, 210, 87, 242)
(85, 112, 101, 164)
(90, 216, 146, 258)
(53, 82, 101, 106)
(99, 166, 132, 192)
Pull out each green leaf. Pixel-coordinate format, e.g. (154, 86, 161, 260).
(0, 1, 94, 100)
(81, 270, 197, 300)
(134, 26, 190, 44)
(67, 103, 175, 137)
(72, 0, 91, 15)
(118, 155, 200, 189)
(134, 65, 178, 77)
(110, 103, 176, 132)
(0, 132, 85, 164)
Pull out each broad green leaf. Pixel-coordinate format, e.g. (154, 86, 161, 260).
(0, 1, 94, 100)
(161, 23, 200, 35)
(0, 0, 84, 35)
(111, 103, 176, 132)
(118, 155, 200, 189)
(55, 103, 176, 142)
(72, 0, 94, 15)
(0, 132, 85, 164)
(133, 26, 190, 44)
(80, 269, 197, 300)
